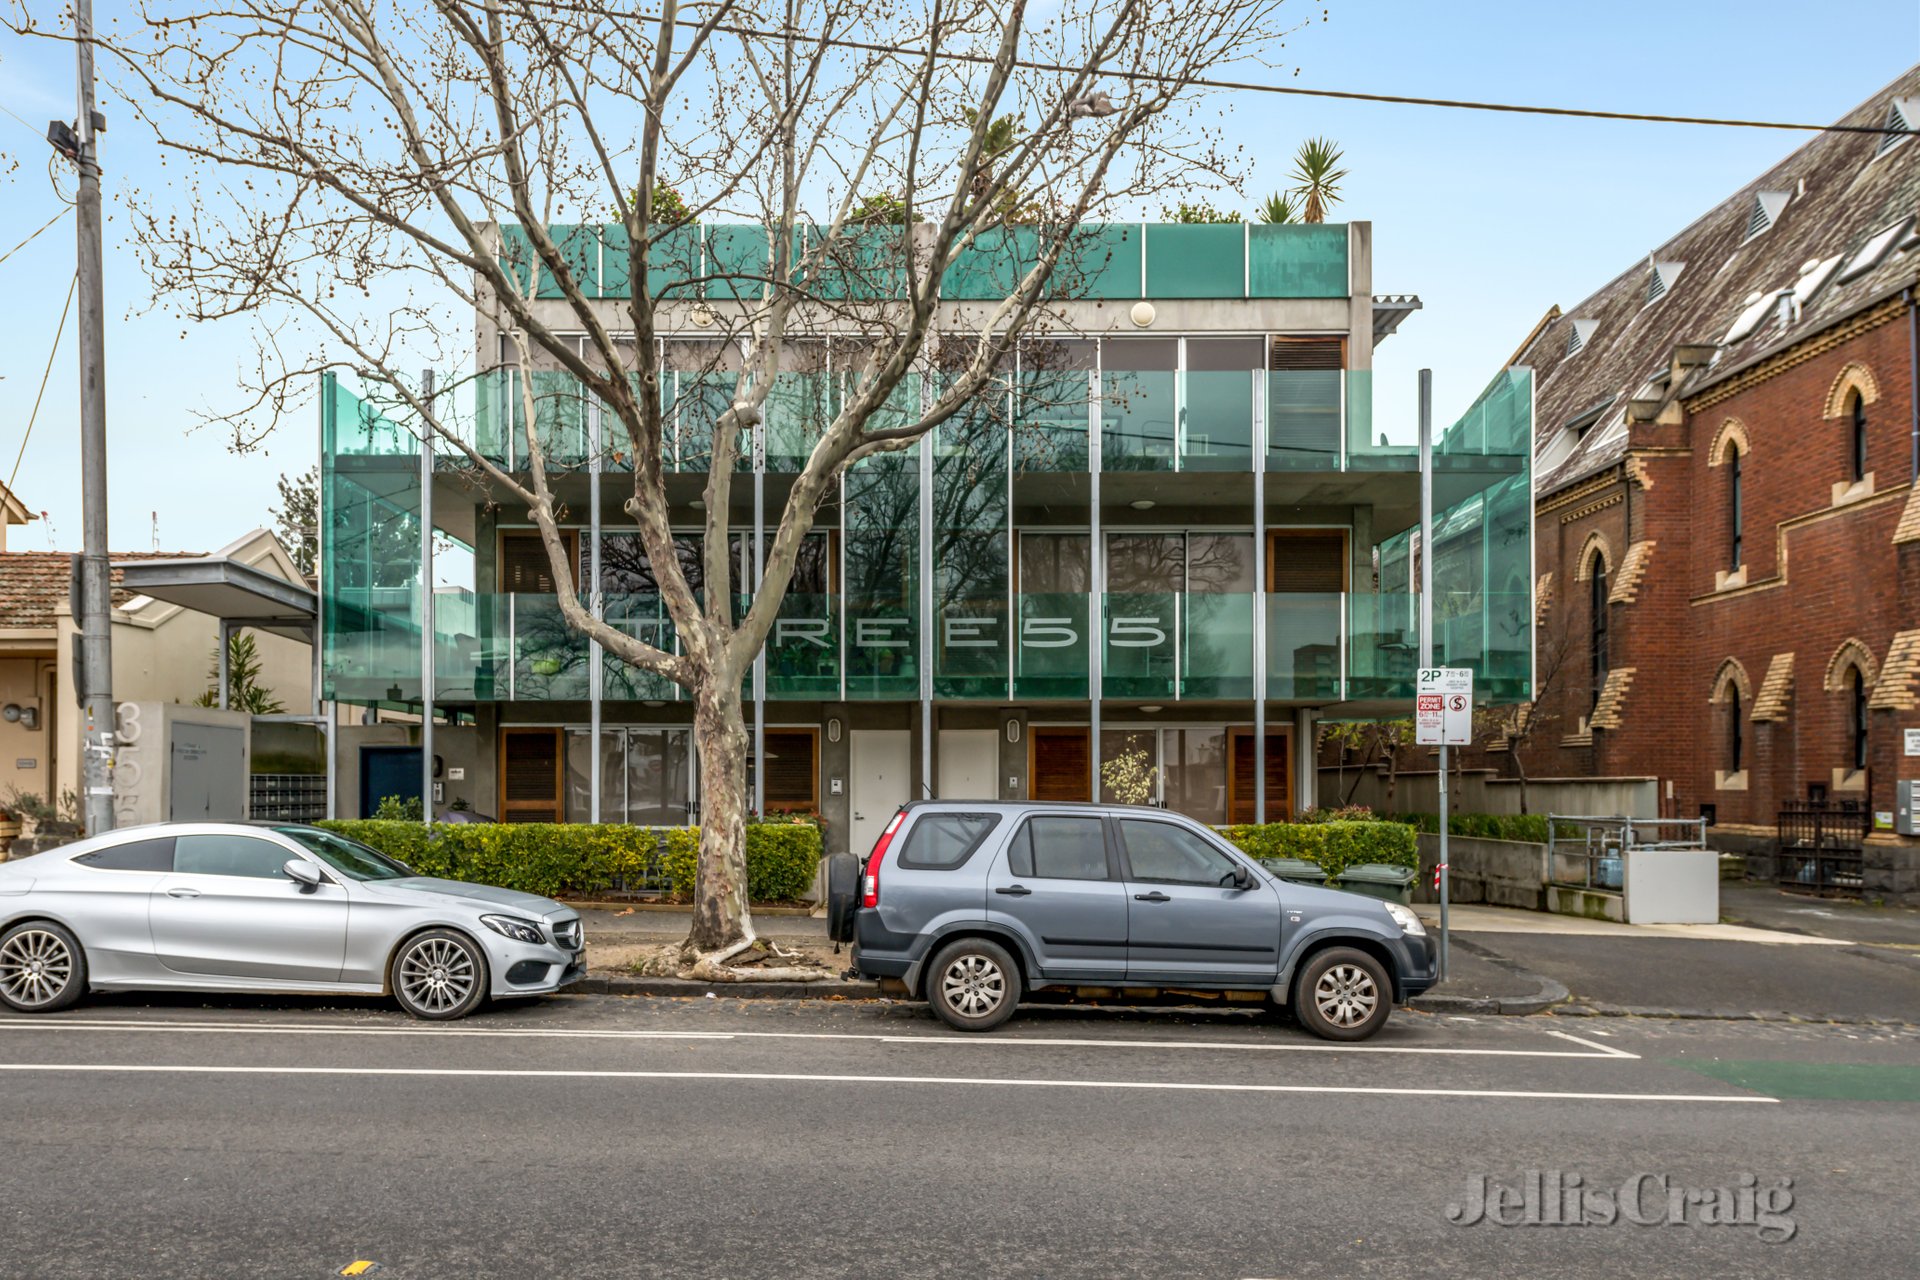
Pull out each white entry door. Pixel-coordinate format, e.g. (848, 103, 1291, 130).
(938, 730, 999, 802)
(850, 730, 912, 858)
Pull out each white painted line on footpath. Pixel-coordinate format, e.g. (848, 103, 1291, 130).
(0, 1017, 1637, 1059)
(0, 1061, 1772, 1103)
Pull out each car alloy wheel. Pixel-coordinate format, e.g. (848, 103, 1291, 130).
(1312, 962, 1379, 1029)
(397, 934, 480, 1016)
(0, 927, 76, 1010)
(941, 952, 1007, 1020)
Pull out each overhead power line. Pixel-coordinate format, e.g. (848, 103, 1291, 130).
(0, 206, 72, 270)
(7, 271, 77, 497)
(651, 12, 1907, 136)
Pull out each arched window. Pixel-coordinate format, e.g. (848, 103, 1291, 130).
(1850, 393, 1868, 482)
(1588, 552, 1609, 711)
(1728, 448, 1743, 569)
(1728, 685, 1744, 773)
(1850, 666, 1869, 771)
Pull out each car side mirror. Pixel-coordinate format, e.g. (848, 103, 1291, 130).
(284, 859, 323, 893)
(1232, 865, 1256, 892)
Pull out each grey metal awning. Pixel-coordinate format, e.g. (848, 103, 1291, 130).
(1372, 294, 1423, 345)
(111, 555, 316, 641)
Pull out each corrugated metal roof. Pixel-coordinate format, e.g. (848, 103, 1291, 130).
(1518, 68, 1920, 496)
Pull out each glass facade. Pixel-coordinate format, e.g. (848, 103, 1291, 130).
(326, 221, 1533, 825)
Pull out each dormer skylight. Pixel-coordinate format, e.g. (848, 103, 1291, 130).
(1645, 261, 1685, 305)
(1564, 318, 1598, 357)
(1875, 98, 1916, 158)
(1743, 191, 1791, 242)
(1836, 216, 1915, 285)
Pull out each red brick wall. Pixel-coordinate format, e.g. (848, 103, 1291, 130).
(1506, 307, 1916, 831)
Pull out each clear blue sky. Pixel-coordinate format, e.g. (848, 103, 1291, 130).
(1, 2, 1917, 554)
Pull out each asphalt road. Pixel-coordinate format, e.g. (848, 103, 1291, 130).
(3, 994, 1917, 1279)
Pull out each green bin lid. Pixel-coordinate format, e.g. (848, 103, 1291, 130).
(1258, 857, 1326, 879)
(1337, 862, 1416, 884)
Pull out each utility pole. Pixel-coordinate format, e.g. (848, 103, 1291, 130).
(54, 0, 116, 836)
(1417, 368, 1448, 982)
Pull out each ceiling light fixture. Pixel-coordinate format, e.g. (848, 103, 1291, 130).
(1129, 499, 1155, 511)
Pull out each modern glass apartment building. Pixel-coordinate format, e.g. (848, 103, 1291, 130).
(320, 221, 1532, 856)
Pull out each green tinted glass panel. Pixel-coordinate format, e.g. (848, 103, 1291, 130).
(705, 225, 779, 301)
(1248, 224, 1348, 298)
(1013, 593, 1089, 699)
(671, 372, 742, 472)
(933, 382, 1010, 698)
(1181, 370, 1254, 471)
(1266, 593, 1341, 700)
(844, 443, 919, 698)
(601, 223, 702, 300)
(321, 376, 422, 704)
(1145, 223, 1243, 298)
(1057, 223, 1141, 300)
(1016, 364, 1090, 472)
(804, 226, 909, 300)
(322, 372, 415, 458)
(1102, 592, 1176, 699)
(1347, 592, 1418, 700)
(764, 370, 835, 472)
(1182, 593, 1254, 699)
(500, 371, 588, 469)
(942, 227, 1033, 300)
(1101, 369, 1176, 472)
(603, 594, 680, 700)
(1345, 369, 1413, 470)
(1267, 370, 1341, 469)
(764, 594, 839, 699)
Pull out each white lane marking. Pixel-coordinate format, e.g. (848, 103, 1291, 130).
(0, 1018, 1631, 1059)
(1541, 1029, 1641, 1060)
(0, 1061, 1772, 1103)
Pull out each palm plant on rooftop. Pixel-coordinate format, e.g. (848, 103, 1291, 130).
(1255, 191, 1296, 224)
(1289, 137, 1347, 224)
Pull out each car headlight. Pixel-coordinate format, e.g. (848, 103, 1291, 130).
(1383, 902, 1427, 937)
(479, 914, 547, 945)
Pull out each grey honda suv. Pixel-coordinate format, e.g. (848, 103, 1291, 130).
(832, 801, 1437, 1039)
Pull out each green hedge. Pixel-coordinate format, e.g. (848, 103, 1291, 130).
(316, 820, 821, 902)
(1218, 820, 1417, 883)
(1390, 813, 1576, 843)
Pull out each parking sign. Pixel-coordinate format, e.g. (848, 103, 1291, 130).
(1416, 668, 1474, 745)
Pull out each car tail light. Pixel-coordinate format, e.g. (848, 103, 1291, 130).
(862, 811, 904, 908)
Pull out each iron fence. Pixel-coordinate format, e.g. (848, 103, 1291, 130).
(1775, 801, 1868, 897)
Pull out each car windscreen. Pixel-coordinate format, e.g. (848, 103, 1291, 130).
(275, 826, 415, 881)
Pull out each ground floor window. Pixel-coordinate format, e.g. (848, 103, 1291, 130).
(561, 727, 693, 826)
(1029, 723, 1291, 824)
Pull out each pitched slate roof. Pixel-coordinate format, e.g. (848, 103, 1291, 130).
(1518, 69, 1920, 497)
(0, 551, 204, 631)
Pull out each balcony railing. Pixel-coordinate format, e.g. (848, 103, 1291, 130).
(324, 583, 1534, 706)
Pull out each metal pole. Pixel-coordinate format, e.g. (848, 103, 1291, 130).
(72, 0, 116, 836)
(1253, 368, 1266, 822)
(589, 396, 603, 824)
(1088, 362, 1102, 799)
(919, 387, 934, 799)
(420, 369, 435, 826)
(752, 412, 765, 818)
(1418, 368, 1448, 982)
(216, 622, 231, 711)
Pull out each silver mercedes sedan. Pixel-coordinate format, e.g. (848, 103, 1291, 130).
(0, 822, 586, 1019)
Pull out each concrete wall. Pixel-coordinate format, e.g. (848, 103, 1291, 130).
(110, 703, 252, 826)
(1412, 833, 1548, 910)
(332, 720, 493, 819)
(1321, 767, 1658, 820)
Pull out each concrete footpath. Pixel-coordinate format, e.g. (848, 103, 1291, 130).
(564, 884, 1920, 1024)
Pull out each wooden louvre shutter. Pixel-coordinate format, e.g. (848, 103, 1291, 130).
(1228, 730, 1291, 823)
(500, 728, 562, 822)
(1268, 531, 1348, 593)
(1266, 335, 1346, 371)
(762, 730, 819, 811)
(1029, 728, 1091, 802)
(501, 533, 567, 593)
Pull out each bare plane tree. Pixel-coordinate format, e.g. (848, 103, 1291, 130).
(13, 0, 1299, 978)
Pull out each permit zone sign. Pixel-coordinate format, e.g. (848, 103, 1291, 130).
(1416, 668, 1474, 746)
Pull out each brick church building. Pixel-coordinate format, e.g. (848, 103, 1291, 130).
(1501, 70, 1920, 900)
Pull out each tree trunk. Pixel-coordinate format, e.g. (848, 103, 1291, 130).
(688, 682, 754, 953)
(1511, 742, 1530, 816)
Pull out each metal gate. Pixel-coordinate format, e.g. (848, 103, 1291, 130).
(1775, 801, 1868, 896)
